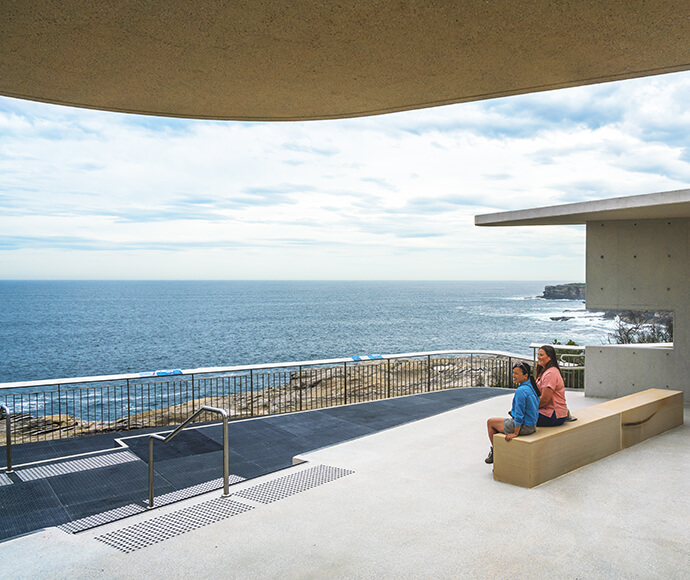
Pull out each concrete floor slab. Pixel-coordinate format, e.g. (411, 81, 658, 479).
(3, 391, 688, 579)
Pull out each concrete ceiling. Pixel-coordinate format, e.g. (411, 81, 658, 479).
(475, 190, 690, 226)
(1, 1, 689, 121)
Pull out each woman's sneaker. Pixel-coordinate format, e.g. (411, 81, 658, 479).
(485, 448, 493, 464)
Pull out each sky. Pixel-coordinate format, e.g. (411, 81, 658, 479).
(1, 71, 689, 281)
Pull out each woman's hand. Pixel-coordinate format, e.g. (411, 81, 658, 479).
(505, 424, 520, 441)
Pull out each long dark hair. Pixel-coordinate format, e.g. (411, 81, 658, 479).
(514, 361, 540, 398)
(536, 344, 561, 379)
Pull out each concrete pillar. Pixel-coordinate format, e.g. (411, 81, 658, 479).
(585, 218, 689, 399)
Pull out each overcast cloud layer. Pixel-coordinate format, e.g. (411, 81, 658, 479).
(1, 71, 689, 280)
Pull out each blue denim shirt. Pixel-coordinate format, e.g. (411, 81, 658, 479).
(511, 380, 539, 427)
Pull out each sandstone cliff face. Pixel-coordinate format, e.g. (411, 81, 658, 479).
(541, 283, 586, 300)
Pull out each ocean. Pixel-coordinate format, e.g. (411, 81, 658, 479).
(0, 280, 614, 384)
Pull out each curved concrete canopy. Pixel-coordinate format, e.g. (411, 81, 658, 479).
(475, 189, 690, 226)
(1, 1, 689, 121)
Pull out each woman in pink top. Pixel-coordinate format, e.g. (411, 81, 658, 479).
(536, 344, 570, 426)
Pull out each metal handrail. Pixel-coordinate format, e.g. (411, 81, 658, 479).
(1, 404, 12, 473)
(148, 405, 229, 508)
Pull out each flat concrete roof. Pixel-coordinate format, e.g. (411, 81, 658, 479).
(475, 189, 690, 227)
(3, 392, 689, 579)
(2, 2, 689, 120)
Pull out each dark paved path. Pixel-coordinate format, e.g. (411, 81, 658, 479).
(0, 387, 505, 541)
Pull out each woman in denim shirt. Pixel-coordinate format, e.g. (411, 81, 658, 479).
(485, 362, 539, 464)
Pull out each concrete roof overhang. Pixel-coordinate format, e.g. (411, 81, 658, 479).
(474, 189, 690, 226)
(2, 1, 690, 121)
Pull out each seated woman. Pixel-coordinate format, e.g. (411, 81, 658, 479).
(485, 362, 539, 464)
(536, 344, 570, 426)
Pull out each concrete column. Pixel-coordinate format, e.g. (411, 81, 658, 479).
(585, 218, 689, 399)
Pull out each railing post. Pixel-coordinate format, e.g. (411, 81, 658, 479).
(126, 379, 131, 431)
(508, 357, 512, 388)
(249, 370, 254, 417)
(298, 366, 303, 412)
(222, 412, 230, 497)
(191, 375, 196, 413)
(386, 358, 391, 399)
(148, 436, 155, 508)
(343, 362, 348, 405)
(427, 355, 431, 392)
(1, 404, 12, 473)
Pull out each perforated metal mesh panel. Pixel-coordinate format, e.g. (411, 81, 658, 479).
(95, 497, 254, 553)
(16, 451, 140, 482)
(59, 503, 146, 534)
(148, 475, 245, 508)
(0, 473, 12, 486)
(234, 464, 354, 504)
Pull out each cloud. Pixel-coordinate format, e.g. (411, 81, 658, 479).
(1, 71, 689, 279)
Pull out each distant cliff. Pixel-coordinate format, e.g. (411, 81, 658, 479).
(541, 283, 585, 300)
(541, 283, 672, 325)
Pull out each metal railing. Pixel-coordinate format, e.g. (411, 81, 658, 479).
(0, 349, 531, 446)
(1, 404, 12, 473)
(148, 406, 229, 508)
(529, 343, 586, 389)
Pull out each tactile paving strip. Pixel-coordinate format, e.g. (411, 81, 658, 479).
(94, 464, 354, 552)
(234, 464, 354, 504)
(95, 497, 254, 553)
(148, 475, 246, 508)
(16, 451, 140, 482)
(58, 475, 245, 533)
(0, 473, 12, 486)
(59, 503, 146, 534)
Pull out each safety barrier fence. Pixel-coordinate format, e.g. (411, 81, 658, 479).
(0, 349, 565, 447)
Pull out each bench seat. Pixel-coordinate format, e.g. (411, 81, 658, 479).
(493, 388, 683, 488)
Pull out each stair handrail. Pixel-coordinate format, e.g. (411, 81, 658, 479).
(148, 405, 229, 508)
(0, 404, 12, 473)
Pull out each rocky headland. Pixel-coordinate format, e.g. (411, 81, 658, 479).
(541, 283, 672, 325)
(541, 283, 586, 300)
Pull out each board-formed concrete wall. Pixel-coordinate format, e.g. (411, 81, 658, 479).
(585, 218, 689, 399)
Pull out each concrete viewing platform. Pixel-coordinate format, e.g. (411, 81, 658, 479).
(2, 388, 688, 579)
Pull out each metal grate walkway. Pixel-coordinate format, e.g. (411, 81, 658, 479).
(15, 450, 140, 482)
(1, 387, 505, 542)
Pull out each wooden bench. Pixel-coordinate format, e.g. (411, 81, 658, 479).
(493, 388, 684, 488)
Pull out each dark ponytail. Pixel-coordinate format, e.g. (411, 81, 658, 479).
(529, 375, 541, 399)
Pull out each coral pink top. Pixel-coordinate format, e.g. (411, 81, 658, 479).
(537, 366, 568, 419)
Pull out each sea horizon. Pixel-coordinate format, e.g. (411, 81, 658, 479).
(0, 280, 608, 384)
